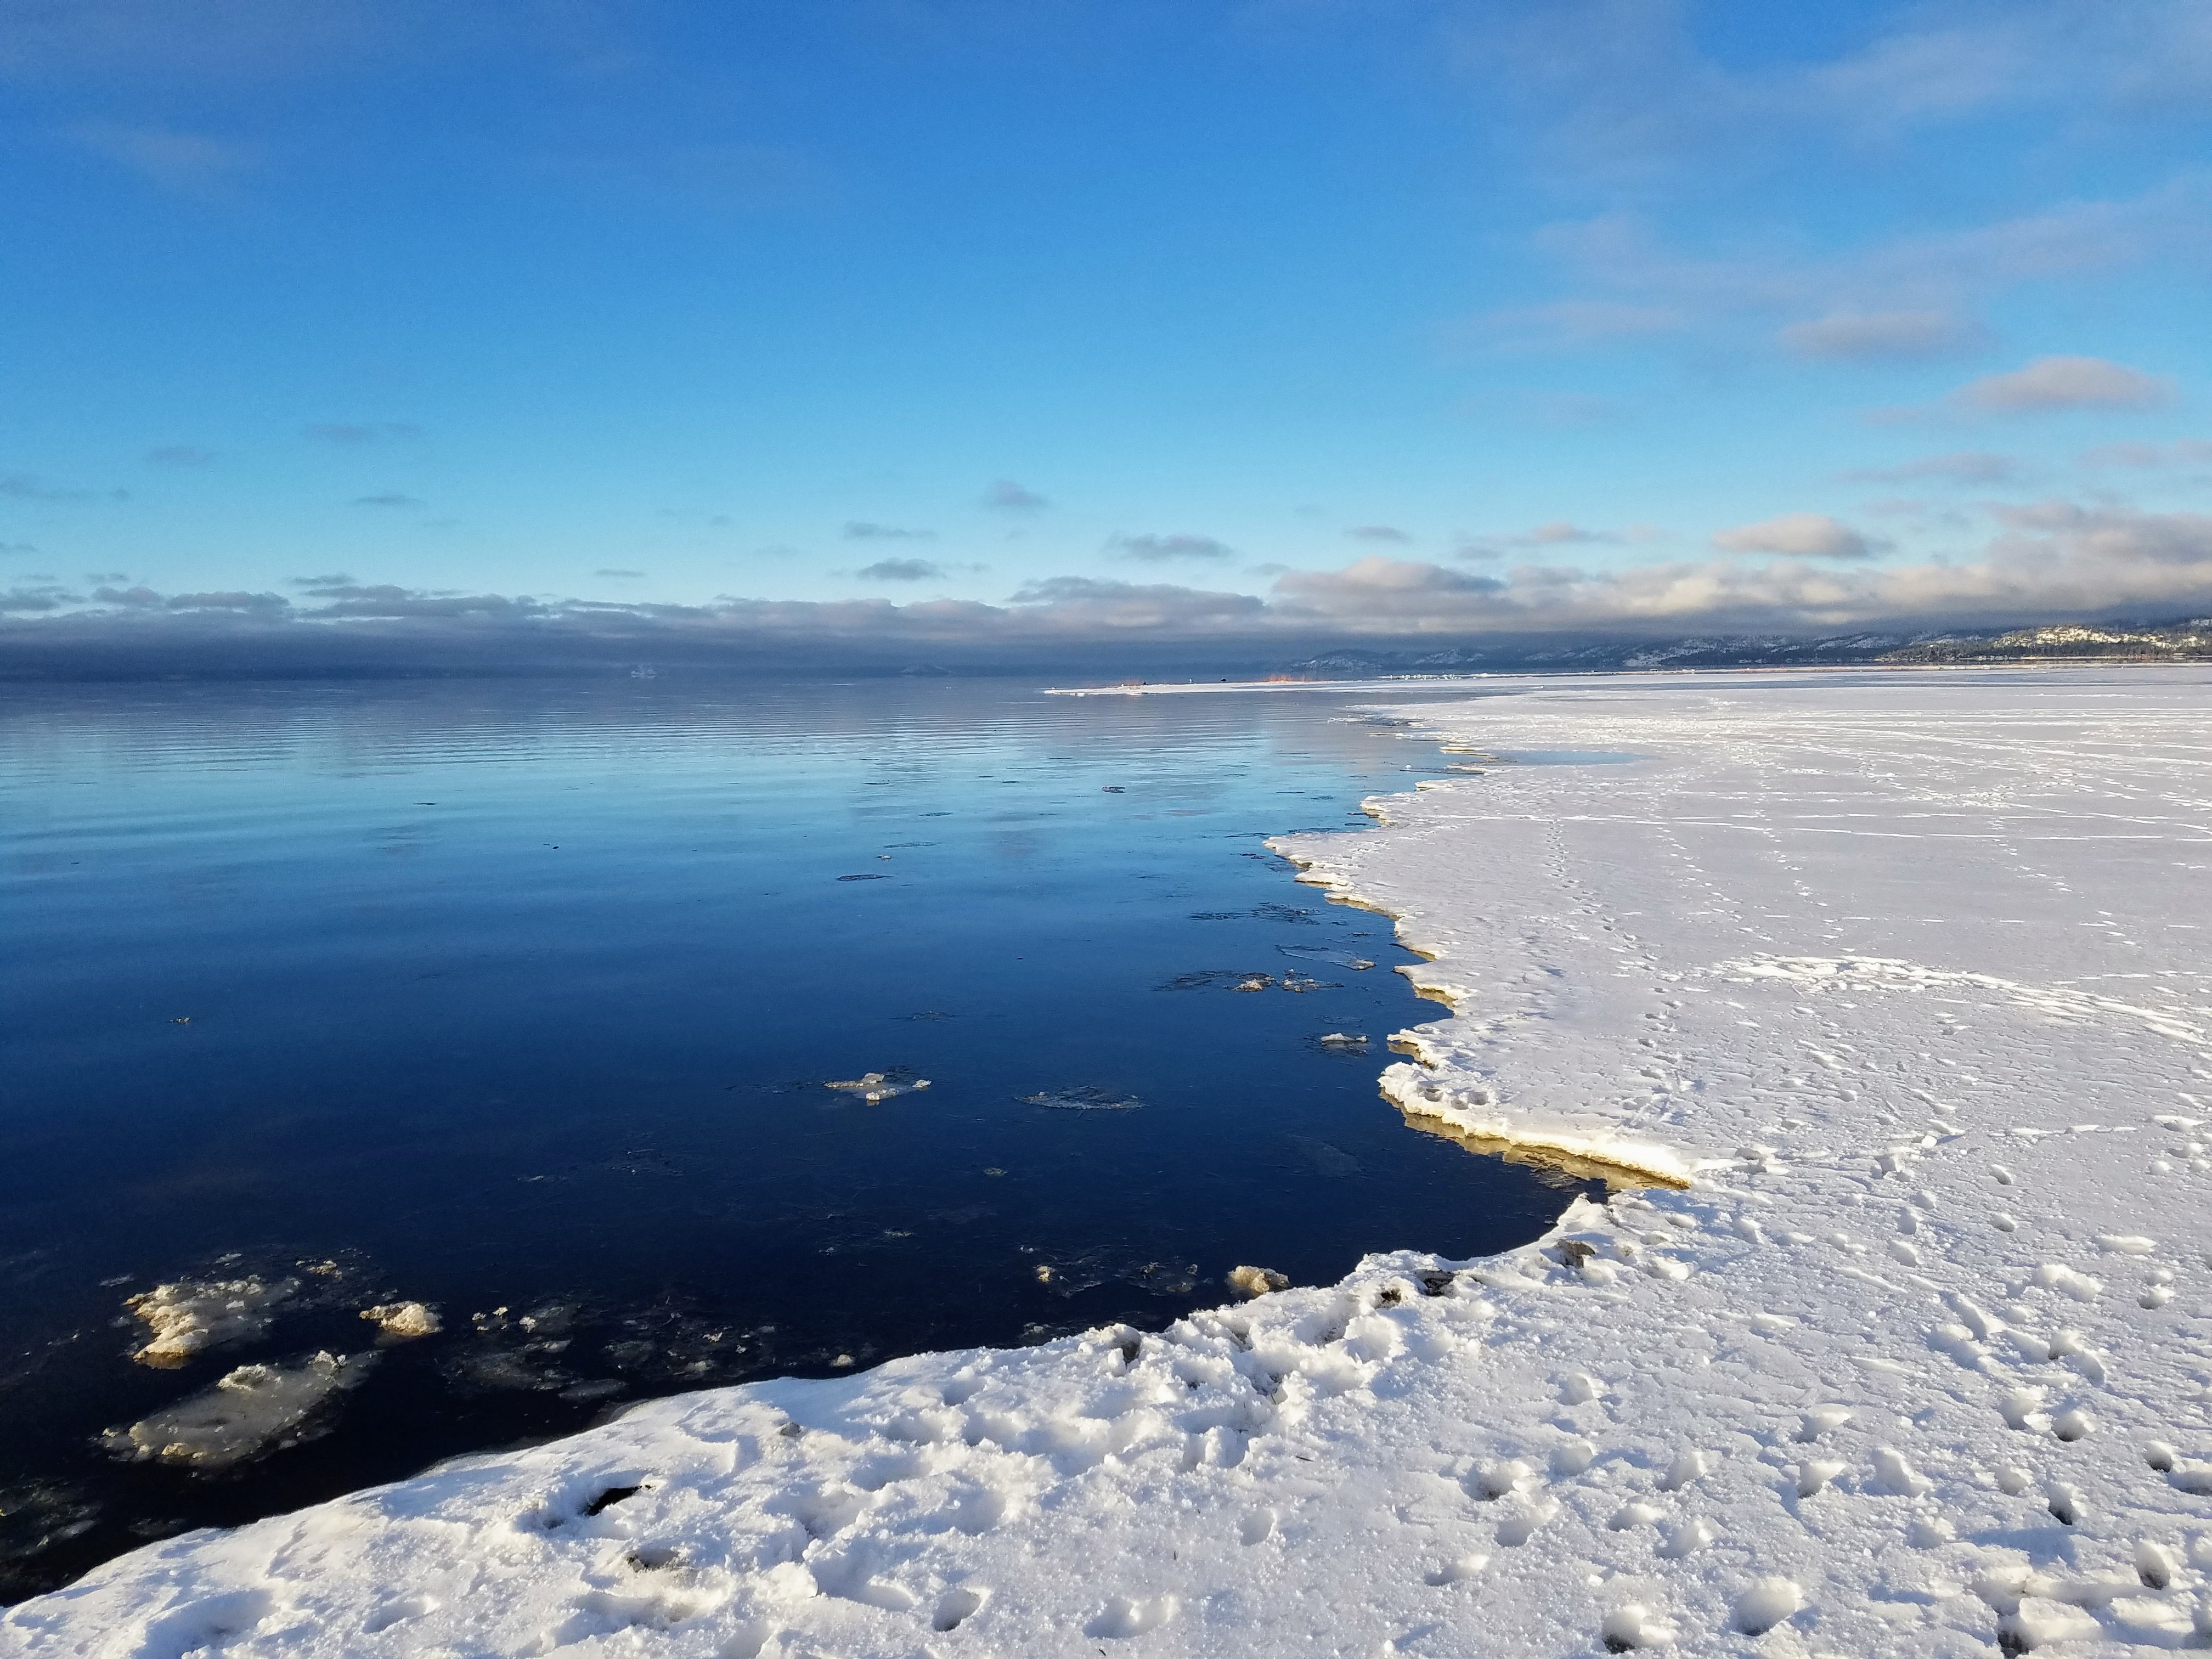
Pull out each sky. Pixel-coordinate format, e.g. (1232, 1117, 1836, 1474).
(3, 0, 2211, 671)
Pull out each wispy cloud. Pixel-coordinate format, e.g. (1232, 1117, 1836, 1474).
(1779, 309, 1988, 362)
(2082, 438, 2212, 468)
(1111, 533, 1234, 562)
(1951, 356, 2176, 414)
(1458, 521, 1622, 558)
(144, 444, 218, 466)
(69, 123, 256, 200)
(0, 472, 126, 502)
(1517, 521, 1614, 546)
(1457, 1, 2212, 184)
(854, 557, 944, 582)
(1842, 451, 2020, 484)
(552, 138, 831, 215)
(351, 493, 423, 508)
(1346, 525, 1411, 543)
(594, 568, 646, 579)
(1471, 177, 2212, 362)
(843, 521, 934, 540)
(2, 0, 415, 84)
(984, 479, 1049, 510)
(304, 422, 422, 444)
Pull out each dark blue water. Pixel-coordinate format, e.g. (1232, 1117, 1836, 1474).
(0, 676, 1587, 1597)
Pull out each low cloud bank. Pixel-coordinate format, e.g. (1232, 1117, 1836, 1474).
(5, 503, 2210, 678)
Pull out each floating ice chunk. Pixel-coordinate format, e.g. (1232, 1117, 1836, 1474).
(1022, 1086, 1143, 1111)
(124, 1276, 298, 1368)
(825, 1071, 930, 1103)
(100, 1351, 376, 1469)
(1316, 1031, 1371, 1052)
(1227, 1266, 1290, 1297)
(359, 1302, 441, 1341)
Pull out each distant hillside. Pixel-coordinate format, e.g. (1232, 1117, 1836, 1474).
(1880, 620, 2212, 664)
(1288, 618, 2212, 677)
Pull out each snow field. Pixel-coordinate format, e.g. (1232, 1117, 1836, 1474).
(8, 665, 2212, 1657)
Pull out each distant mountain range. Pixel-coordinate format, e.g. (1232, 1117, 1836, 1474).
(1288, 618, 2212, 677)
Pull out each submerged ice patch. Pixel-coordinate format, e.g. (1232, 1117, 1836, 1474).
(100, 1352, 377, 1470)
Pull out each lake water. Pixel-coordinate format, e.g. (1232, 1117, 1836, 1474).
(0, 676, 1592, 1598)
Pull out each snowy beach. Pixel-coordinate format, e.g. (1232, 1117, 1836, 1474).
(10, 665, 2212, 1657)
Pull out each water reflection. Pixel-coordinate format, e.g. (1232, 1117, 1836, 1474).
(0, 676, 1594, 1596)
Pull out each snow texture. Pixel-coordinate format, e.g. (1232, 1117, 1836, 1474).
(10, 667, 2212, 1657)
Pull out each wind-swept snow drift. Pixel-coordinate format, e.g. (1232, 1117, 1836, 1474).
(10, 667, 2212, 1657)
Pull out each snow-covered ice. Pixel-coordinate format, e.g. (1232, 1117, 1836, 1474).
(823, 1073, 932, 1104)
(122, 1277, 298, 1369)
(11, 667, 2212, 1656)
(359, 1303, 443, 1342)
(99, 1353, 379, 1471)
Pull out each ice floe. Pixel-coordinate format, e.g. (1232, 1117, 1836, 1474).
(1019, 1086, 1143, 1111)
(358, 1302, 441, 1341)
(1225, 1265, 1290, 1297)
(14, 666, 2212, 1656)
(823, 1071, 930, 1103)
(99, 1352, 377, 1470)
(121, 1277, 297, 1368)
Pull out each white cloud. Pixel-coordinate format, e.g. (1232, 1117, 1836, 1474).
(1272, 505, 2212, 633)
(13, 503, 2212, 667)
(1953, 356, 2176, 414)
(1711, 512, 1883, 560)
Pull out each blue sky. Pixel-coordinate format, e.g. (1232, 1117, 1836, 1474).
(4, 0, 2211, 663)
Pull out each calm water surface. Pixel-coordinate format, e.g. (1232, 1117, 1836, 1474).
(0, 676, 1587, 1596)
